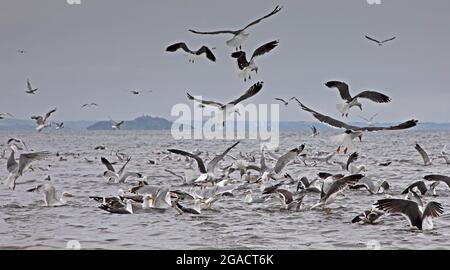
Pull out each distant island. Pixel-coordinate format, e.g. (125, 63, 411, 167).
(86, 115, 172, 130)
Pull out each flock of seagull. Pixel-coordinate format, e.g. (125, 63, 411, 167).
(1, 5, 449, 235)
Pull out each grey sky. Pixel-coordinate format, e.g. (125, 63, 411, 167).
(0, 0, 449, 123)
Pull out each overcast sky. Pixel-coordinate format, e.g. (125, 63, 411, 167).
(0, 0, 449, 123)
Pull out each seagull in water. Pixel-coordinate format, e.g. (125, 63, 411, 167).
(101, 157, 142, 184)
(365, 35, 397, 46)
(26, 79, 38, 94)
(374, 198, 443, 231)
(438, 145, 450, 164)
(4, 148, 51, 190)
(231, 40, 279, 81)
(168, 141, 240, 184)
(189, 5, 283, 51)
(325, 81, 391, 117)
(166, 43, 216, 63)
(423, 175, 450, 196)
(27, 183, 74, 207)
(187, 82, 263, 126)
(31, 108, 56, 132)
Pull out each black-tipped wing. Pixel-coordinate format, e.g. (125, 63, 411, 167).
(101, 157, 115, 172)
(294, 98, 355, 130)
(207, 141, 240, 173)
(401, 181, 428, 195)
(355, 120, 418, 132)
(117, 156, 131, 176)
(354, 91, 391, 103)
(274, 145, 305, 174)
(44, 109, 56, 121)
(167, 149, 207, 174)
(275, 98, 288, 104)
(196, 46, 216, 62)
(325, 81, 353, 101)
(424, 175, 450, 188)
(186, 93, 224, 108)
(228, 82, 263, 105)
(422, 202, 444, 219)
(243, 5, 283, 31)
(166, 42, 190, 53)
(374, 199, 422, 228)
(188, 29, 237, 35)
(365, 35, 381, 44)
(346, 152, 359, 171)
(251, 40, 279, 60)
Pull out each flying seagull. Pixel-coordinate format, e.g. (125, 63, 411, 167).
(168, 141, 240, 184)
(438, 145, 450, 164)
(81, 103, 98, 108)
(166, 43, 216, 63)
(310, 126, 319, 137)
(189, 5, 283, 51)
(415, 143, 432, 166)
(293, 98, 418, 132)
(359, 113, 379, 127)
(26, 79, 38, 94)
(31, 108, 56, 132)
(111, 119, 124, 130)
(325, 81, 391, 117)
(4, 148, 51, 190)
(365, 35, 396, 46)
(274, 97, 291, 106)
(101, 157, 142, 184)
(53, 122, 64, 130)
(187, 82, 263, 126)
(374, 199, 443, 230)
(231, 40, 279, 81)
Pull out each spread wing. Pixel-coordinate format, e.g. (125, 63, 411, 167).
(346, 152, 359, 171)
(357, 120, 418, 132)
(196, 46, 216, 62)
(365, 35, 381, 44)
(166, 42, 190, 53)
(7, 151, 18, 173)
(293, 98, 355, 130)
(325, 81, 353, 101)
(424, 175, 450, 188)
(274, 145, 305, 174)
(18, 151, 51, 175)
(188, 29, 237, 35)
(44, 108, 57, 121)
(382, 37, 396, 43)
(422, 202, 444, 219)
(231, 51, 249, 70)
(415, 143, 431, 165)
(242, 5, 283, 31)
(167, 149, 207, 174)
(187, 93, 224, 108)
(228, 82, 264, 105)
(354, 91, 391, 103)
(374, 199, 422, 228)
(207, 141, 240, 173)
(101, 157, 115, 172)
(117, 156, 131, 176)
(251, 40, 279, 60)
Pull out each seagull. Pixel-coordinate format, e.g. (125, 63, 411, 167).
(294, 176, 321, 193)
(172, 199, 202, 215)
(231, 40, 279, 81)
(359, 113, 379, 127)
(130, 90, 141, 95)
(4, 149, 51, 190)
(26, 79, 38, 94)
(268, 189, 305, 211)
(345, 152, 367, 174)
(310, 126, 319, 137)
(273, 144, 305, 174)
(54, 122, 64, 130)
(31, 108, 56, 132)
(401, 181, 428, 196)
(438, 145, 449, 164)
(311, 174, 364, 209)
(0, 113, 14, 120)
(111, 119, 124, 130)
(189, 5, 283, 51)
(187, 82, 263, 126)
(293, 98, 418, 132)
(99, 198, 134, 214)
(81, 103, 99, 108)
(374, 199, 443, 231)
(423, 175, 450, 196)
(168, 141, 240, 184)
(415, 143, 432, 166)
(365, 35, 396, 46)
(350, 177, 389, 195)
(7, 138, 29, 151)
(27, 183, 73, 207)
(352, 209, 384, 224)
(274, 98, 290, 106)
(325, 81, 391, 117)
(166, 43, 216, 63)
(101, 157, 142, 184)
(17, 49, 26, 54)
(332, 130, 364, 154)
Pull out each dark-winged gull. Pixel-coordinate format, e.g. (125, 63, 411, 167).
(231, 40, 279, 81)
(166, 43, 216, 63)
(325, 81, 391, 117)
(352, 209, 384, 224)
(101, 157, 142, 184)
(415, 143, 432, 166)
(374, 199, 443, 230)
(423, 175, 450, 196)
(26, 78, 38, 94)
(189, 5, 283, 51)
(311, 174, 364, 209)
(31, 108, 56, 132)
(365, 35, 396, 46)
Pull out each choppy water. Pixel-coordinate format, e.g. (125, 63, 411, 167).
(0, 130, 449, 250)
